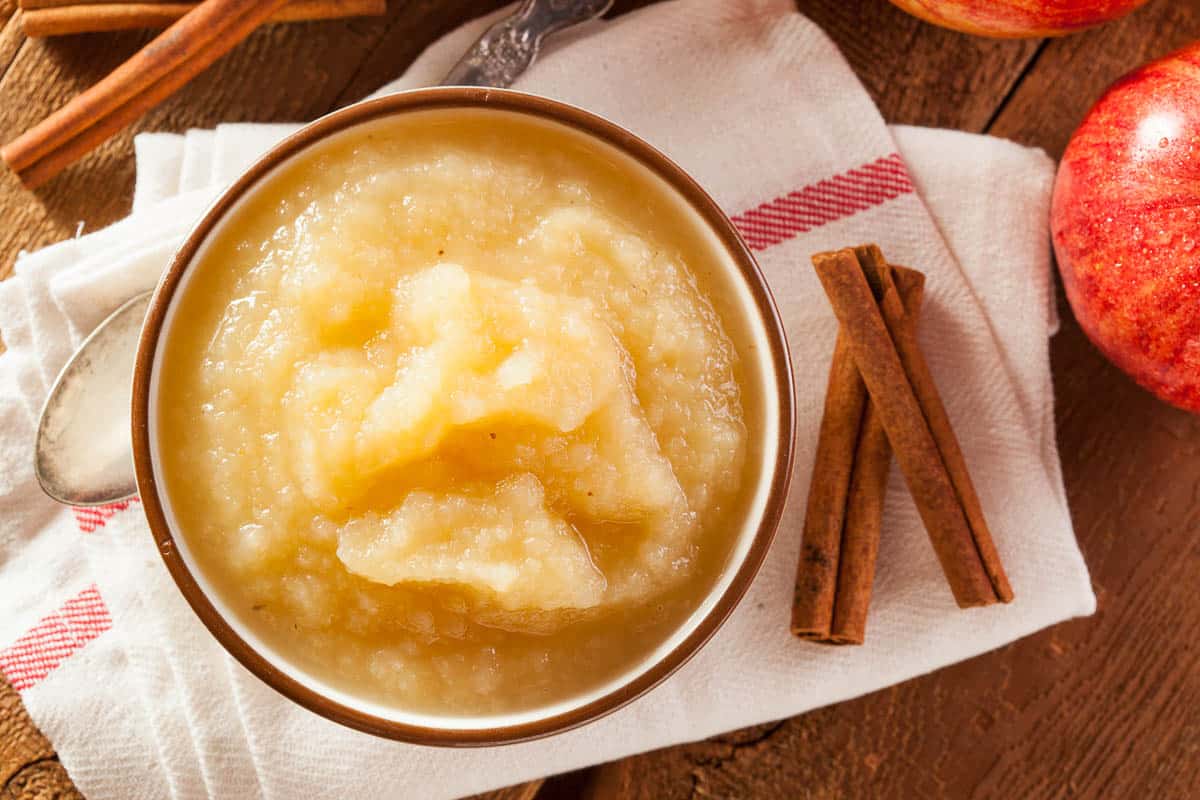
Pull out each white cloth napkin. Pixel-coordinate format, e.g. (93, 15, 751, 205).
(0, 2, 1094, 798)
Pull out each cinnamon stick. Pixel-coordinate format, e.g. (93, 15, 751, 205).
(793, 263, 924, 645)
(21, 0, 182, 8)
(3, 0, 294, 188)
(21, 0, 386, 37)
(832, 265, 925, 641)
(811, 247, 1012, 608)
(792, 332, 866, 639)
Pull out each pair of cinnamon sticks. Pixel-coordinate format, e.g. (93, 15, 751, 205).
(3, 0, 384, 188)
(792, 245, 1013, 646)
(19, 0, 385, 38)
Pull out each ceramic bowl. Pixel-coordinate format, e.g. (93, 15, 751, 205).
(131, 87, 795, 745)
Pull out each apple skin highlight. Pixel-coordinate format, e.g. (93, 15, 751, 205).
(1051, 43, 1200, 413)
(888, 0, 1149, 38)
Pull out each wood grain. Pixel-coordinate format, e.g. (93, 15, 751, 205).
(801, 0, 1043, 130)
(0, 675, 79, 800)
(0, 680, 55, 792)
(3, 0, 1200, 798)
(988, 0, 1200, 157)
(471, 780, 545, 800)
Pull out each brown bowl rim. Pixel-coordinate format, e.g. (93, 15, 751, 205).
(131, 86, 796, 747)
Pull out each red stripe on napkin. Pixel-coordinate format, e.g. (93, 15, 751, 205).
(0, 585, 112, 691)
(732, 154, 914, 251)
(73, 497, 139, 533)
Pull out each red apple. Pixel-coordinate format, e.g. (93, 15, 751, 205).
(1051, 42, 1200, 412)
(888, 0, 1150, 37)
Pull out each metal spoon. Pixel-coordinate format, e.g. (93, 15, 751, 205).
(444, 0, 612, 88)
(35, 291, 151, 505)
(34, 0, 612, 506)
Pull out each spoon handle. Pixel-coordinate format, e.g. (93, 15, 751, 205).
(442, 0, 613, 88)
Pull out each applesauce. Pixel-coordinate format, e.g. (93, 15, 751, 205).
(157, 108, 754, 715)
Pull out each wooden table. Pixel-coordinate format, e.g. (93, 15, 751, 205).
(2, 1, 1199, 797)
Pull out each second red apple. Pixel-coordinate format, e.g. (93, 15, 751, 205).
(887, 0, 1150, 37)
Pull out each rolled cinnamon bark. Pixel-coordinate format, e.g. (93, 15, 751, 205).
(21, 0, 182, 8)
(855, 245, 1013, 605)
(20, 0, 386, 37)
(792, 329, 867, 640)
(4, 0, 294, 187)
(830, 266, 925, 643)
(793, 261, 924, 644)
(811, 247, 1011, 608)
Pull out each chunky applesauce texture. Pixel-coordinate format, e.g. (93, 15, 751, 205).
(159, 110, 749, 714)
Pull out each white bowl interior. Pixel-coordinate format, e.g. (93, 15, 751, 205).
(147, 103, 784, 732)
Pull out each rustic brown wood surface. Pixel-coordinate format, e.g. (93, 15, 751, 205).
(1, 0, 1199, 798)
